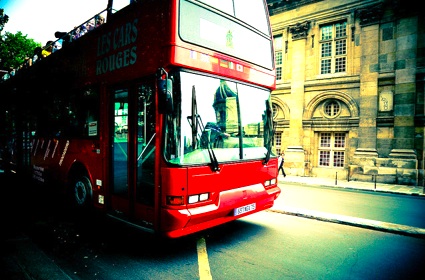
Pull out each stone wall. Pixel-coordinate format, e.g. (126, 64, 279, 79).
(269, 0, 424, 186)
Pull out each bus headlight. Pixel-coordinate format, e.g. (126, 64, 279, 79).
(264, 178, 276, 186)
(188, 193, 209, 204)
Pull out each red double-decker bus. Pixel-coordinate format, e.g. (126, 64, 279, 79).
(1, 0, 280, 238)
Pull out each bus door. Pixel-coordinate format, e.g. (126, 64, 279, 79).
(110, 83, 156, 225)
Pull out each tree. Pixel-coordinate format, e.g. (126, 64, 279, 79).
(1, 6, 41, 71)
(0, 31, 41, 70)
(0, 7, 9, 73)
(0, 8, 9, 33)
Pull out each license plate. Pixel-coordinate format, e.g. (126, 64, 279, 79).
(234, 203, 256, 216)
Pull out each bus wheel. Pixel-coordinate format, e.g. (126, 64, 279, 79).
(71, 175, 93, 209)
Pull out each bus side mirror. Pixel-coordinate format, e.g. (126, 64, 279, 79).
(158, 76, 173, 114)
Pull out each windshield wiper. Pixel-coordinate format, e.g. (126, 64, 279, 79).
(263, 100, 275, 165)
(198, 116, 220, 171)
(187, 85, 220, 172)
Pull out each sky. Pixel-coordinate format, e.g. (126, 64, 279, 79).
(1, 0, 129, 45)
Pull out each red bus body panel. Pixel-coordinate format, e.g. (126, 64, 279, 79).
(160, 159, 279, 238)
(30, 137, 105, 207)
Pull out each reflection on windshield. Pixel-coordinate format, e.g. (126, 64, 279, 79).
(196, 0, 270, 35)
(167, 71, 273, 165)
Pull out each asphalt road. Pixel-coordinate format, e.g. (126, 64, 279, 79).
(1, 172, 425, 279)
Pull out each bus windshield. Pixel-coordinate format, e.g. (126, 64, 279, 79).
(166, 71, 273, 165)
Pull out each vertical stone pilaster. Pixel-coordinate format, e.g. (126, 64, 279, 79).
(290, 37, 306, 147)
(392, 17, 417, 151)
(286, 21, 310, 175)
(387, 16, 419, 185)
(355, 23, 379, 158)
(288, 21, 309, 147)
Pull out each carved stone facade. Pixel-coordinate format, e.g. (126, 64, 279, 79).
(268, 0, 425, 186)
(289, 21, 311, 40)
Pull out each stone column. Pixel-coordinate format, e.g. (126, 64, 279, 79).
(388, 16, 418, 184)
(392, 16, 417, 152)
(286, 21, 310, 175)
(355, 8, 380, 158)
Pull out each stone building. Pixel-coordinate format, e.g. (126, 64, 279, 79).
(267, 0, 424, 186)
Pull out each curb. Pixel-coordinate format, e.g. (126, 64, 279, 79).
(318, 184, 425, 197)
(268, 207, 425, 239)
(280, 178, 425, 197)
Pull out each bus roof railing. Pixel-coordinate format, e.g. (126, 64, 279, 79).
(52, 8, 109, 49)
(1, 7, 113, 82)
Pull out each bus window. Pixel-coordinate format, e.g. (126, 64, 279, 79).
(179, 0, 273, 70)
(198, 0, 270, 35)
(34, 88, 99, 139)
(113, 89, 129, 196)
(66, 88, 100, 138)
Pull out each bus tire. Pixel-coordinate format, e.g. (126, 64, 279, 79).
(70, 175, 93, 210)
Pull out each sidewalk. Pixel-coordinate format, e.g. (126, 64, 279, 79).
(270, 175, 425, 239)
(280, 175, 425, 196)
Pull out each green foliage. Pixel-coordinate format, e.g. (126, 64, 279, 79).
(0, 6, 41, 71)
(0, 8, 9, 33)
(0, 31, 41, 70)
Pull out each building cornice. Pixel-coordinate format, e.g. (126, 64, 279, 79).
(267, 0, 324, 15)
